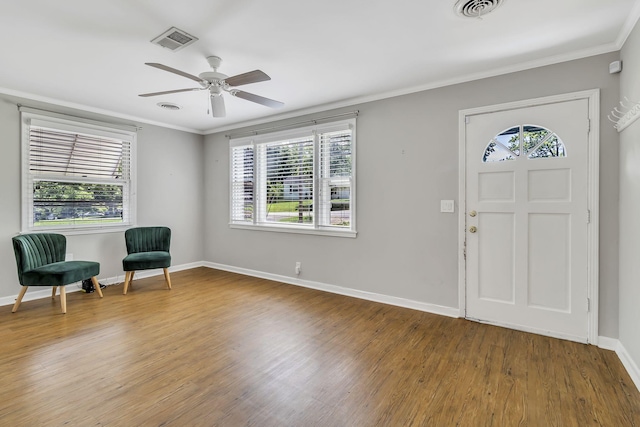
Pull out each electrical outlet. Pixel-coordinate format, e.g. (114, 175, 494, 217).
(295, 262, 301, 275)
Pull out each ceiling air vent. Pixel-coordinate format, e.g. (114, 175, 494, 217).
(151, 27, 198, 52)
(454, 0, 504, 18)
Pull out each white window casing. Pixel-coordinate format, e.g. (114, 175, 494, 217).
(229, 118, 356, 237)
(20, 111, 137, 234)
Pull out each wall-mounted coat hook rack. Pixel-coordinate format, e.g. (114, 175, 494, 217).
(608, 97, 640, 132)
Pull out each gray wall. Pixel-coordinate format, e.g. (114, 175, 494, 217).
(204, 52, 621, 338)
(0, 96, 205, 300)
(619, 19, 640, 374)
(0, 51, 624, 342)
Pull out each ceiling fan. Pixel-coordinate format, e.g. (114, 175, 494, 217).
(139, 55, 284, 118)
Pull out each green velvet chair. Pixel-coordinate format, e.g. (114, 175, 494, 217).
(12, 233, 102, 314)
(122, 226, 172, 295)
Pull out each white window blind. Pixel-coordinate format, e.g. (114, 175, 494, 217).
(318, 129, 352, 227)
(229, 118, 356, 236)
(22, 113, 135, 232)
(231, 144, 255, 223)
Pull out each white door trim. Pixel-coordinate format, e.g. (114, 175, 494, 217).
(457, 89, 600, 344)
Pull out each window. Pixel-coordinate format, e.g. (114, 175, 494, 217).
(230, 119, 356, 236)
(21, 112, 136, 233)
(483, 124, 566, 162)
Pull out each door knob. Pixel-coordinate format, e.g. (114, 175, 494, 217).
(469, 210, 477, 217)
(469, 226, 477, 233)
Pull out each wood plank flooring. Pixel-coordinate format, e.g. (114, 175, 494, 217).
(0, 267, 638, 426)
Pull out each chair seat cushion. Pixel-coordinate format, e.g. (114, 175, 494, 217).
(123, 251, 171, 271)
(21, 261, 100, 287)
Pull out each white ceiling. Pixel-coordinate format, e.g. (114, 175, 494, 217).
(2, 0, 639, 134)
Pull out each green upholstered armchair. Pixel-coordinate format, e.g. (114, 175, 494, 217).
(12, 233, 102, 314)
(122, 226, 172, 295)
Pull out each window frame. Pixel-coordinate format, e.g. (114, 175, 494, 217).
(229, 118, 356, 238)
(483, 124, 567, 162)
(21, 111, 137, 234)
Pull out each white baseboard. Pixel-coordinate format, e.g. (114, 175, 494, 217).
(123, 261, 204, 282)
(597, 335, 618, 351)
(0, 261, 206, 308)
(596, 336, 640, 393)
(614, 339, 640, 393)
(203, 262, 460, 318)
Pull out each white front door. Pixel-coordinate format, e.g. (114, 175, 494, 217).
(465, 98, 591, 342)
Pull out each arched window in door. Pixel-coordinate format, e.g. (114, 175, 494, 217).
(483, 124, 566, 162)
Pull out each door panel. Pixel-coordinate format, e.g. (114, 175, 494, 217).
(528, 213, 570, 312)
(478, 212, 515, 303)
(528, 169, 571, 201)
(478, 171, 514, 201)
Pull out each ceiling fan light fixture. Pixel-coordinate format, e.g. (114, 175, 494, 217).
(210, 93, 226, 118)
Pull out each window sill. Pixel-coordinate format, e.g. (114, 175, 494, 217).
(22, 224, 133, 236)
(229, 223, 357, 238)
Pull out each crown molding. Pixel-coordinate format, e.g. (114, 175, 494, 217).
(204, 42, 620, 135)
(615, 0, 640, 48)
(0, 86, 205, 135)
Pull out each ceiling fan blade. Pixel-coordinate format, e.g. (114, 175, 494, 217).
(139, 88, 203, 97)
(232, 90, 284, 108)
(224, 70, 270, 87)
(145, 62, 204, 84)
(210, 94, 226, 117)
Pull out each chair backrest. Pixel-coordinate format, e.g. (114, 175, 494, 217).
(12, 233, 67, 284)
(125, 227, 171, 255)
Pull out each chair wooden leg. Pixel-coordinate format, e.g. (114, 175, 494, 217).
(123, 271, 133, 295)
(60, 286, 66, 314)
(52, 286, 57, 298)
(91, 277, 103, 298)
(12, 287, 28, 313)
(163, 268, 172, 290)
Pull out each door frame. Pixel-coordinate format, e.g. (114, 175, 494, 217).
(457, 89, 600, 344)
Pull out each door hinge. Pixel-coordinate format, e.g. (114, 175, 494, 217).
(587, 209, 591, 224)
(587, 298, 591, 312)
(465, 116, 470, 124)
(588, 119, 591, 134)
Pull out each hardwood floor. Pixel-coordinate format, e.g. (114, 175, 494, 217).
(0, 267, 638, 426)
